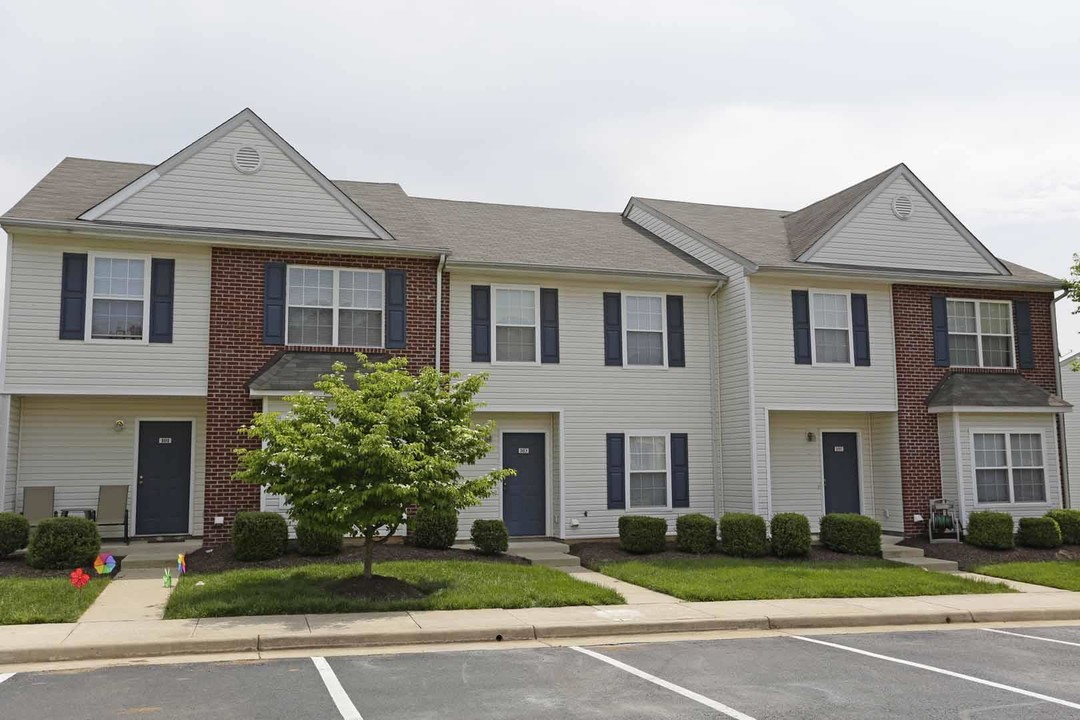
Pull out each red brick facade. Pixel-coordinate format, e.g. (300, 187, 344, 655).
(203, 247, 449, 544)
(892, 284, 1058, 536)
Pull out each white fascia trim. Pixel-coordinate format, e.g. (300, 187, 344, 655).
(79, 170, 161, 220)
(249, 389, 328, 398)
(2, 385, 207, 397)
(764, 404, 897, 413)
(754, 265, 1060, 291)
(622, 198, 758, 273)
(444, 259, 723, 285)
(928, 405, 1072, 414)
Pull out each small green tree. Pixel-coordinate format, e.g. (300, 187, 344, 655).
(235, 355, 512, 579)
(1065, 254, 1080, 369)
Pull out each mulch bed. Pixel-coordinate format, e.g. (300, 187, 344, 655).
(185, 540, 528, 574)
(570, 540, 866, 569)
(900, 537, 1080, 571)
(0, 554, 77, 578)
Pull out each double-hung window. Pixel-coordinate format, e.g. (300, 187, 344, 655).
(493, 287, 539, 362)
(286, 267, 384, 347)
(810, 291, 851, 364)
(624, 295, 665, 366)
(90, 256, 148, 341)
(973, 432, 1046, 504)
(628, 435, 669, 508)
(947, 299, 1013, 368)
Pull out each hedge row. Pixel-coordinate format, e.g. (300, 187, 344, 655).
(966, 509, 1080, 550)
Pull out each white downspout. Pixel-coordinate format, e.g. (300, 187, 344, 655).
(434, 254, 447, 370)
(708, 278, 725, 518)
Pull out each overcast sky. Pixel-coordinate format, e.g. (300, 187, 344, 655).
(2, 1, 1077, 350)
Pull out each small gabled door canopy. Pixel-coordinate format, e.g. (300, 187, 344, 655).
(79, 108, 392, 241)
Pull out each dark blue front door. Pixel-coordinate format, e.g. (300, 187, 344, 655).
(136, 421, 192, 535)
(502, 433, 546, 536)
(822, 432, 860, 514)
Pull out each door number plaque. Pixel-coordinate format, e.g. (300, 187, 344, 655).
(517, 448, 530, 454)
(159, 438, 173, 444)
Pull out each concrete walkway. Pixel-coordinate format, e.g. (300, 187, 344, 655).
(78, 568, 175, 622)
(6, 590, 1080, 666)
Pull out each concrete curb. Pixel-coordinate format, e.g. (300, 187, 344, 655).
(6, 605, 1080, 665)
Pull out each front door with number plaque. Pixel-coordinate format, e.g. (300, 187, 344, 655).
(502, 433, 546, 536)
(136, 421, 192, 535)
(822, 432, 860, 515)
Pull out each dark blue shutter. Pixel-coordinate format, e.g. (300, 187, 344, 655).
(148, 258, 175, 343)
(931, 295, 950, 367)
(666, 295, 685, 367)
(606, 433, 626, 510)
(263, 261, 287, 345)
(851, 293, 870, 366)
(384, 269, 407, 348)
(603, 292, 622, 366)
(1015, 300, 1034, 369)
(670, 433, 689, 508)
(791, 290, 811, 364)
(471, 285, 491, 362)
(540, 288, 559, 364)
(59, 253, 87, 340)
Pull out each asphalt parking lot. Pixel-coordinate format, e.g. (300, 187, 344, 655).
(3, 624, 1080, 719)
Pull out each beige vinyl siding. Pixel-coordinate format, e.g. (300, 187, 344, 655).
(806, 175, 1000, 274)
(869, 412, 903, 532)
(1060, 359, 1080, 507)
(954, 413, 1063, 522)
(14, 396, 206, 538)
(451, 272, 717, 539)
(99, 121, 380, 238)
(718, 272, 753, 514)
(3, 234, 210, 395)
(1, 396, 18, 512)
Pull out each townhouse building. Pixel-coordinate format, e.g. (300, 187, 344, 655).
(0, 109, 1069, 545)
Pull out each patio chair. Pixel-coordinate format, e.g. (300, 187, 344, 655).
(92, 485, 130, 545)
(21, 486, 55, 526)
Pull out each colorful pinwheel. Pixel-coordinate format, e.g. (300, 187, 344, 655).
(93, 553, 117, 575)
(177, 553, 187, 575)
(69, 567, 90, 589)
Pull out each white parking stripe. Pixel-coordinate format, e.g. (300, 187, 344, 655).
(793, 635, 1080, 711)
(0, 673, 13, 684)
(571, 646, 757, 720)
(311, 657, 363, 720)
(983, 628, 1080, 649)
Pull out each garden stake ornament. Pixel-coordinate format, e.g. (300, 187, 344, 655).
(69, 567, 90, 590)
(162, 568, 172, 588)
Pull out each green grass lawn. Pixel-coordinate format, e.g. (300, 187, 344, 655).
(0, 577, 109, 624)
(598, 557, 1014, 601)
(972, 560, 1080, 591)
(165, 560, 623, 619)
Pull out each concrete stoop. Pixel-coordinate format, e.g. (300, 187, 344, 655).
(881, 542, 959, 573)
(506, 540, 581, 569)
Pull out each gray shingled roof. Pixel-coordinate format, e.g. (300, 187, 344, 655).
(3, 158, 717, 279)
(249, 351, 388, 393)
(926, 372, 1071, 410)
(783, 165, 899, 257)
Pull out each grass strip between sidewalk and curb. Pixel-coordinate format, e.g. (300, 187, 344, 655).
(972, 560, 1080, 591)
(165, 560, 623, 619)
(0, 577, 109, 625)
(595, 557, 1015, 601)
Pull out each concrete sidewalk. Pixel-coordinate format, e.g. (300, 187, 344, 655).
(5, 590, 1080, 666)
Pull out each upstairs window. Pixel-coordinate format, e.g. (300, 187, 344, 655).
(493, 287, 538, 362)
(810, 291, 851, 364)
(973, 432, 1046, 504)
(947, 299, 1013, 368)
(90, 256, 148, 341)
(624, 295, 666, 366)
(628, 435, 668, 508)
(286, 267, 384, 347)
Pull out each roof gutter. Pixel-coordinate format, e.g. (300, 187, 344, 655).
(754, 264, 1063, 292)
(444, 259, 724, 284)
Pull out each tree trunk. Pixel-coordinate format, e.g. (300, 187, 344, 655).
(363, 533, 375, 579)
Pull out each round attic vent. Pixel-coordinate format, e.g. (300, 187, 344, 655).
(892, 194, 913, 219)
(232, 146, 262, 174)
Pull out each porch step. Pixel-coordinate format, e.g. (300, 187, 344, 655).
(881, 545, 926, 559)
(515, 552, 582, 568)
(507, 540, 570, 554)
(506, 540, 579, 568)
(880, 543, 958, 573)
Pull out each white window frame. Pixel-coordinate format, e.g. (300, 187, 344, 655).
(808, 289, 853, 366)
(625, 432, 673, 510)
(622, 292, 668, 369)
(490, 284, 541, 365)
(970, 429, 1049, 507)
(285, 266, 386, 348)
(85, 252, 151, 344)
(947, 298, 1015, 369)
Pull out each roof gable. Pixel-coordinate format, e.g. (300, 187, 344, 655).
(80, 109, 391, 240)
(796, 165, 1008, 275)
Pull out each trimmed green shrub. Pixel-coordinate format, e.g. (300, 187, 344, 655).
(966, 511, 1015, 550)
(0, 512, 30, 558)
(26, 517, 100, 569)
(1046, 509, 1080, 546)
(618, 515, 667, 554)
(770, 513, 811, 558)
(719, 513, 768, 558)
(411, 507, 459, 549)
(231, 511, 289, 561)
(1017, 516, 1062, 548)
(819, 513, 881, 556)
(471, 519, 509, 555)
(295, 520, 344, 556)
(676, 514, 716, 554)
